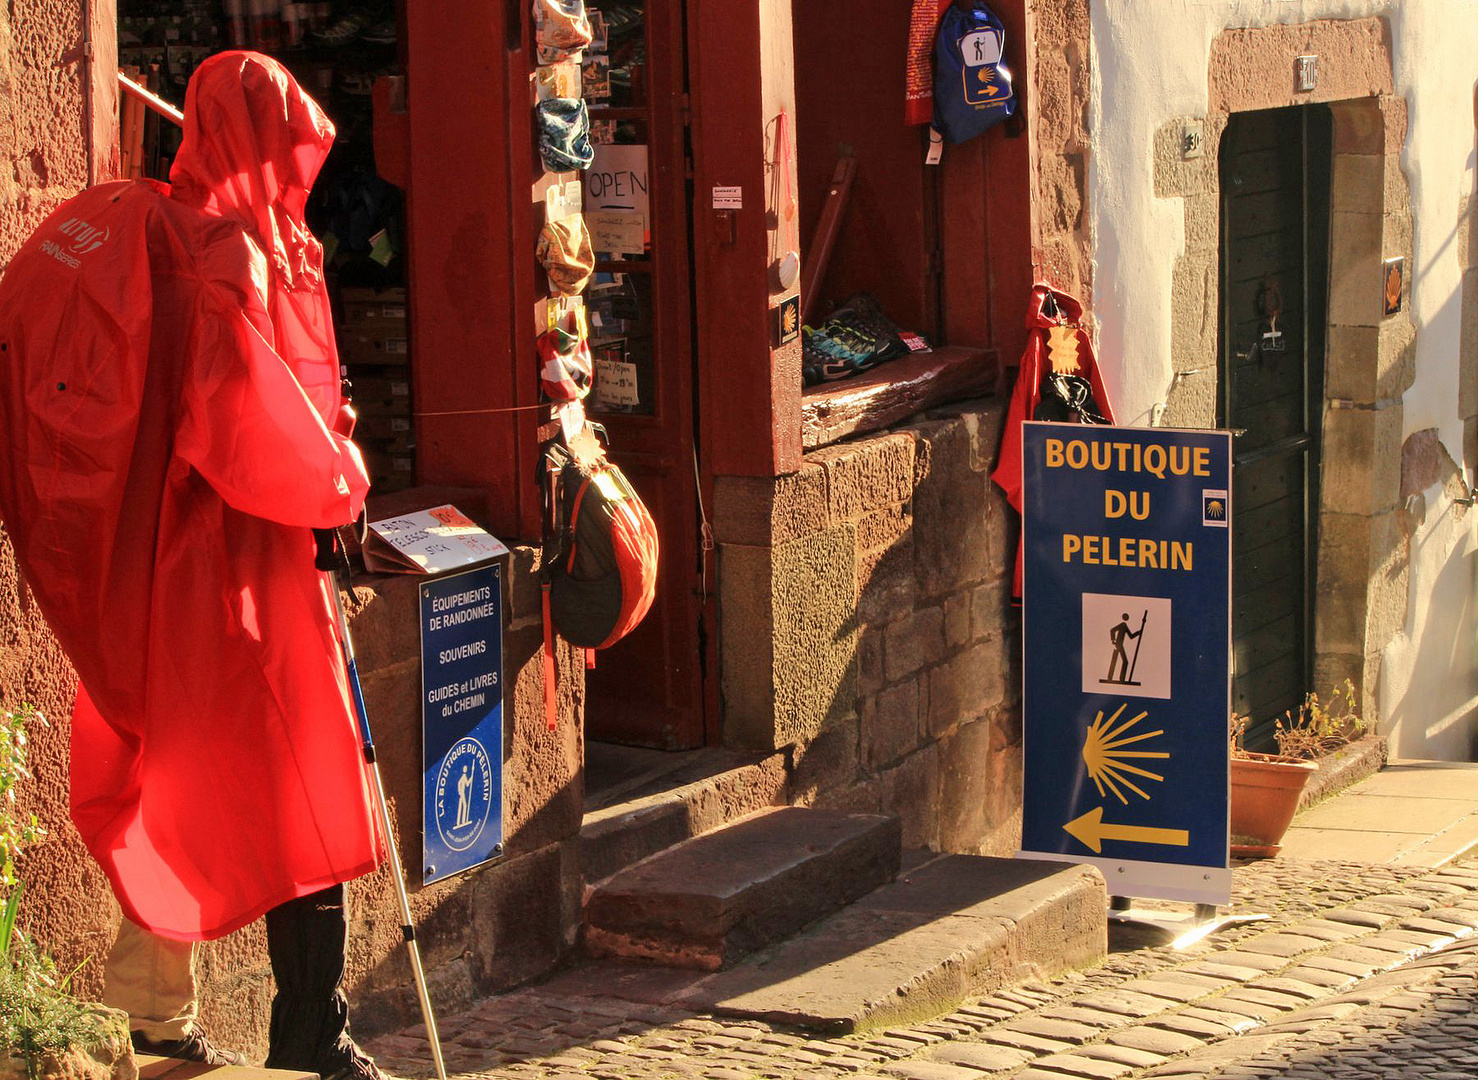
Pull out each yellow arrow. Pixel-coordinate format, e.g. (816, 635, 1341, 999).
(1063, 806, 1190, 854)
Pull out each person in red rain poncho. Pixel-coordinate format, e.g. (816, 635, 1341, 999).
(990, 285, 1115, 598)
(0, 53, 388, 1079)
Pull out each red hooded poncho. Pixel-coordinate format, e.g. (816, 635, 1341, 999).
(990, 285, 1115, 597)
(0, 52, 380, 940)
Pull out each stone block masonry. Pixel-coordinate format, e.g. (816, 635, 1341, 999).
(715, 398, 1022, 856)
(1, 0, 127, 1048)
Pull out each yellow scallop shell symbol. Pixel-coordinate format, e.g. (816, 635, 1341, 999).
(1082, 704, 1170, 804)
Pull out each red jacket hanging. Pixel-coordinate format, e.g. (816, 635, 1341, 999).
(0, 52, 380, 940)
(990, 285, 1115, 597)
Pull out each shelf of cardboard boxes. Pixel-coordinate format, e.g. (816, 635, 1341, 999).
(339, 287, 415, 493)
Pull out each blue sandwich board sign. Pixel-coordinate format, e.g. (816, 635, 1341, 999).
(1020, 422, 1232, 904)
(420, 561, 505, 885)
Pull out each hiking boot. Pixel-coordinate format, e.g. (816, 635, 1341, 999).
(320, 1041, 387, 1080)
(360, 19, 397, 44)
(312, 9, 373, 46)
(131, 1030, 246, 1067)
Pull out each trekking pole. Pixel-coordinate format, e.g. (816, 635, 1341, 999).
(315, 530, 449, 1080)
(1125, 609, 1150, 685)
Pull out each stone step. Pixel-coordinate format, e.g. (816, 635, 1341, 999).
(684, 854, 1107, 1033)
(584, 806, 902, 970)
(579, 748, 789, 886)
(138, 1055, 316, 1080)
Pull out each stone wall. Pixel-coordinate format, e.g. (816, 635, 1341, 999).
(715, 399, 1023, 857)
(1030, 0, 1092, 305)
(1, 0, 122, 1016)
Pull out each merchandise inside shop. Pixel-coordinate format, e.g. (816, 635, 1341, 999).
(114, 1, 660, 503)
(117, 0, 412, 493)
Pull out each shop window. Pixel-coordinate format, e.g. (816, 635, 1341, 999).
(116, 0, 415, 493)
(790, 0, 1002, 451)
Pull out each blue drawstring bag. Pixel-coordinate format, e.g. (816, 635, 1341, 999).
(933, 2, 1016, 144)
(537, 98, 595, 172)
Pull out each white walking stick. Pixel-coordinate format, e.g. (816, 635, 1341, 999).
(318, 530, 449, 1080)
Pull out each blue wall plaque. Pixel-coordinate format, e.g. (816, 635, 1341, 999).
(421, 561, 505, 884)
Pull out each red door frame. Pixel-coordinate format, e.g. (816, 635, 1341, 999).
(393, 1, 544, 543)
(390, 1, 709, 747)
(387, 0, 1037, 749)
(581, 0, 707, 749)
(689, 0, 1035, 485)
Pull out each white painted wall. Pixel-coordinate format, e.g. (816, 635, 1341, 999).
(1088, 0, 1478, 759)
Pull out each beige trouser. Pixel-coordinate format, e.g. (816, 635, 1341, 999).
(101, 918, 200, 1041)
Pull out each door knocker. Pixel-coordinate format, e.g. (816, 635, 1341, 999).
(1257, 276, 1286, 356)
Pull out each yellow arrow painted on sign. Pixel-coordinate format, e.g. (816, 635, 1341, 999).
(1063, 806, 1190, 854)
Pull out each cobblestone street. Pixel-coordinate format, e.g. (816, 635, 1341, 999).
(365, 856, 1478, 1080)
(1183, 937, 1478, 1078)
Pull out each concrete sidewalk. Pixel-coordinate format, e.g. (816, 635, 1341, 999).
(1279, 759, 1478, 866)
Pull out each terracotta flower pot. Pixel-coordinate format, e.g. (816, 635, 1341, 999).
(1229, 751, 1318, 858)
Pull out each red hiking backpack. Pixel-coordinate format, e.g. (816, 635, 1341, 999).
(540, 439, 659, 727)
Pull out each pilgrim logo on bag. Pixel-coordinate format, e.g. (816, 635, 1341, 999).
(933, 2, 1016, 144)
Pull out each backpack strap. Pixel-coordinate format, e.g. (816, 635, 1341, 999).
(542, 580, 558, 732)
(539, 443, 570, 732)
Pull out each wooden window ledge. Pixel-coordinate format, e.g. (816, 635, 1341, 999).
(801, 345, 999, 450)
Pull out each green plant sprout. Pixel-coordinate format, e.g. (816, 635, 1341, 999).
(0, 704, 96, 1075)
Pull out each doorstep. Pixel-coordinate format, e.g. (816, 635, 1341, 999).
(584, 806, 901, 969)
(137, 1055, 315, 1080)
(579, 742, 788, 886)
(545, 852, 1107, 1034)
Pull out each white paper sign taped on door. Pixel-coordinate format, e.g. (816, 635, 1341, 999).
(594, 358, 640, 408)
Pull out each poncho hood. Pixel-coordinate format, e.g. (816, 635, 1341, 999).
(171, 51, 335, 289)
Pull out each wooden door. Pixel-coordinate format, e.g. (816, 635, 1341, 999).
(581, 0, 705, 748)
(1218, 106, 1331, 746)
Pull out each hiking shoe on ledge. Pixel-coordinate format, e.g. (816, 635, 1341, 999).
(132, 1029, 246, 1067)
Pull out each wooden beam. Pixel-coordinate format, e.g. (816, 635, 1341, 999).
(692, 0, 802, 478)
(801, 345, 997, 450)
(800, 156, 856, 325)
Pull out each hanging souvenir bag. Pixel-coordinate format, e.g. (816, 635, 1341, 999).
(932, 2, 1016, 144)
(537, 214, 596, 295)
(537, 325, 593, 402)
(991, 285, 1115, 598)
(538, 439, 659, 727)
(536, 98, 595, 172)
(533, 0, 593, 64)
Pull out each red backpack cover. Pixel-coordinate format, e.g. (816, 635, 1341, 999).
(540, 441, 659, 726)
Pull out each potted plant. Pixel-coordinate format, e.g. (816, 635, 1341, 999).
(0, 705, 135, 1080)
(1229, 680, 1364, 858)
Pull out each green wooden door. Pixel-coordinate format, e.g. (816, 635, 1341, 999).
(1218, 106, 1331, 746)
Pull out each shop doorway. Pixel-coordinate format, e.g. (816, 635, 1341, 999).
(580, 0, 706, 749)
(1217, 105, 1332, 746)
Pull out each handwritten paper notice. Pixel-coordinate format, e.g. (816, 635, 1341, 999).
(594, 358, 640, 408)
(363, 505, 510, 575)
(588, 209, 645, 255)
